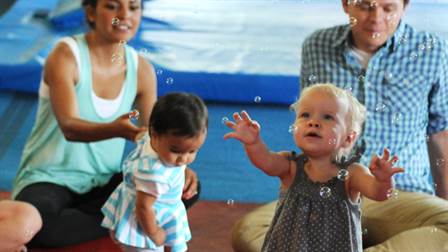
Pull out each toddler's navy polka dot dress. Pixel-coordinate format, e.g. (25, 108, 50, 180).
(262, 153, 362, 252)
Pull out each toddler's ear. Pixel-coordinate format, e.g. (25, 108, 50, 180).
(344, 131, 357, 146)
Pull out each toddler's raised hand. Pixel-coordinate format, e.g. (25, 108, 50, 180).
(223, 111, 260, 145)
(369, 148, 404, 182)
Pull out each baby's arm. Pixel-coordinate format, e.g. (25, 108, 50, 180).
(135, 191, 166, 246)
(224, 111, 291, 178)
(349, 148, 404, 201)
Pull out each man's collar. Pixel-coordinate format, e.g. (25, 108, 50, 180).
(332, 25, 352, 48)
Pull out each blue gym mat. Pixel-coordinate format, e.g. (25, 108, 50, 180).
(0, 0, 447, 202)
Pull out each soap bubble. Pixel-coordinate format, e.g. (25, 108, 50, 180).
(319, 186, 332, 198)
(129, 109, 140, 120)
(112, 17, 120, 26)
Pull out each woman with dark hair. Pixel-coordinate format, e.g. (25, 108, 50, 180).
(12, 0, 200, 248)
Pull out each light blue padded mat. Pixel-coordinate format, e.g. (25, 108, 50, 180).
(1, 0, 447, 104)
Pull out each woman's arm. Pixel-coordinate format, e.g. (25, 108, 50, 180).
(135, 191, 166, 246)
(134, 56, 157, 127)
(44, 43, 146, 142)
(428, 130, 448, 199)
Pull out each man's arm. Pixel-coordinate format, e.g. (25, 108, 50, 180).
(428, 130, 448, 199)
(428, 38, 448, 199)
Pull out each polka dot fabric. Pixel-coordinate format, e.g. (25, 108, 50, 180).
(261, 154, 362, 252)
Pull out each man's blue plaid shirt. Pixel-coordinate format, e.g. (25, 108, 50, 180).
(300, 21, 448, 194)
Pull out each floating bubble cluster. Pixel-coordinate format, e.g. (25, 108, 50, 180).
(410, 52, 418, 61)
(111, 38, 127, 64)
(221, 117, 229, 124)
(288, 124, 297, 134)
(337, 169, 349, 181)
(384, 71, 393, 83)
(399, 35, 408, 45)
(166, 77, 174, 85)
(386, 188, 399, 199)
(362, 228, 368, 236)
(392, 113, 402, 125)
(112, 17, 120, 26)
(319, 186, 332, 198)
(375, 103, 387, 112)
(119, 40, 127, 46)
(111, 53, 123, 63)
(308, 74, 317, 83)
(349, 16, 358, 27)
(387, 13, 398, 23)
(129, 109, 140, 120)
(139, 48, 148, 57)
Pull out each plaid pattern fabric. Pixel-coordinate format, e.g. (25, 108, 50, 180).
(300, 22, 448, 194)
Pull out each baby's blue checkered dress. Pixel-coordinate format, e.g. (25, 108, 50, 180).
(101, 135, 191, 252)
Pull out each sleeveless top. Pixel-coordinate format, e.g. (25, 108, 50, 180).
(262, 153, 362, 252)
(12, 35, 138, 198)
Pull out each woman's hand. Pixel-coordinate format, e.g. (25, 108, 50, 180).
(182, 168, 198, 200)
(223, 111, 260, 145)
(112, 112, 147, 141)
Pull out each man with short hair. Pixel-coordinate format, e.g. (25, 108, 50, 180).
(231, 0, 448, 251)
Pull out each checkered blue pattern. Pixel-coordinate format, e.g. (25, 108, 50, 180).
(300, 22, 448, 194)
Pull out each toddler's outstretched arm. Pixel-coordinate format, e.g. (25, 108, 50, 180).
(351, 148, 404, 201)
(224, 111, 291, 177)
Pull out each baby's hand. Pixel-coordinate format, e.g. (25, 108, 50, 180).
(149, 226, 166, 246)
(223, 111, 260, 145)
(369, 148, 404, 182)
